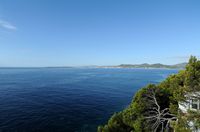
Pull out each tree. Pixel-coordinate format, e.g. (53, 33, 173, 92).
(185, 56, 200, 92)
(143, 88, 177, 132)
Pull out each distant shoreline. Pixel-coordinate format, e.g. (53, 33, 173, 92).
(0, 67, 183, 70)
(0, 62, 187, 70)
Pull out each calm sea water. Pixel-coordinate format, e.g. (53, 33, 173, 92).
(0, 68, 178, 132)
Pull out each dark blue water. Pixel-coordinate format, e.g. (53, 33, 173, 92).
(0, 68, 178, 132)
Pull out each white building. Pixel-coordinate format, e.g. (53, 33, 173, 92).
(179, 92, 200, 113)
(179, 92, 200, 132)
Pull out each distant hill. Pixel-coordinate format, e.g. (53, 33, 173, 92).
(99, 62, 187, 69)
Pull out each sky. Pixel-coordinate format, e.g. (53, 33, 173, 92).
(0, 0, 200, 67)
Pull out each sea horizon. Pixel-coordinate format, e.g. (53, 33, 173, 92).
(0, 68, 178, 131)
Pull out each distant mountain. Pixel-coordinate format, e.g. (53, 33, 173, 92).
(99, 62, 187, 69)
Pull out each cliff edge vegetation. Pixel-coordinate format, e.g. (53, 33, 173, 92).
(98, 56, 200, 132)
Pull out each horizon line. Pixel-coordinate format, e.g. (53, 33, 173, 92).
(0, 62, 187, 68)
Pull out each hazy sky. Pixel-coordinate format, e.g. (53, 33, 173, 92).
(0, 0, 200, 66)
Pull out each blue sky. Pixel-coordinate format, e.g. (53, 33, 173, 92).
(0, 0, 200, 66)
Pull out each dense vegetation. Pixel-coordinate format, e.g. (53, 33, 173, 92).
(98, 56, 200, 132)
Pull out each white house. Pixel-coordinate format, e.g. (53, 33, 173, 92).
(179, 92, 200, 132)
(179, 92, 200, 113)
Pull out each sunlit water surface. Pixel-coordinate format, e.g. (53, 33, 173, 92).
(0, 68, 178, 132)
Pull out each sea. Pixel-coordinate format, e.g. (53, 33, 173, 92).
(0, 68, 178, 132)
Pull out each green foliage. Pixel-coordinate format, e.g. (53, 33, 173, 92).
(98, 85, 172, 132)
(187, 110, 200, 129)
(185, 56, 200, 91)
(97, 112, 133, 132)
(98, 56, 200, 132)
(173, 114, 191, 132)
